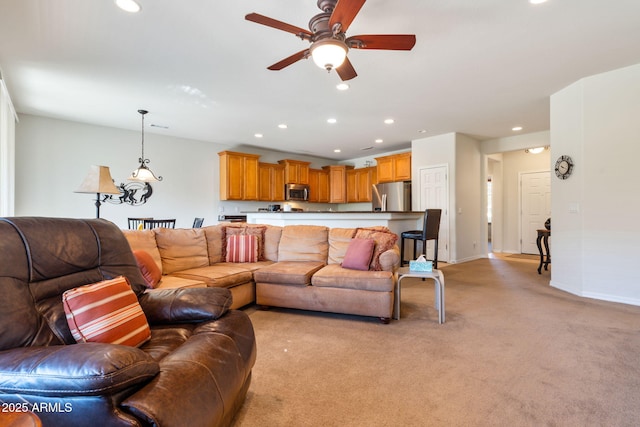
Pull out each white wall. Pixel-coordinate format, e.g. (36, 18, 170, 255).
(14, 115, 336, 228)
(454, 133, 483, 262)
(0, 75, 17, 216)
(550, 63, 640, 305)
(411, 132, 484, 263)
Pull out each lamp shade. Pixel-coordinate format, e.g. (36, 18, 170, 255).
(129, 163, 161, 182)
(310, 39, 347, 71)
(75, 165, 120, 194)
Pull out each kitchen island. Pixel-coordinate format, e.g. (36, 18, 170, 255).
(245, 211, 423, 237)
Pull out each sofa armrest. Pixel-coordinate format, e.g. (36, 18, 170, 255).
(0, 344, 158, 396)
(138, 287, 232, 324)
(379, 245, 401, 272)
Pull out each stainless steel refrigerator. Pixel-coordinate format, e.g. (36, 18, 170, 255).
(372, 181, 412, 211)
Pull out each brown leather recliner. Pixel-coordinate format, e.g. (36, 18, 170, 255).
(0, 217, 256, 427)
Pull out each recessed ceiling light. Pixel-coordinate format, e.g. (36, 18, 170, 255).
(529, 0, 548, 4)
(512, 126, 523, 131)
(384, 118, 395, 125)
(115, 0, 141, 13)
(334, 149, 341, 153)
(278, 124, 288, 129)
(336, 83, 350, 91)
(327, 118, 337, 124)
(375, 139, 383, 143)
(254, 133, 263, 138)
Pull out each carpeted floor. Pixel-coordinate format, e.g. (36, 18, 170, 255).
(232, 258, 640, 427)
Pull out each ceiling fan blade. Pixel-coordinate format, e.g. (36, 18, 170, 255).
(267, 49, 309, 71)
(336, 57, 357, 81)
(246, 13, 313, 38)
(347, 34, 416, 50)
(329, 0, 366, 33)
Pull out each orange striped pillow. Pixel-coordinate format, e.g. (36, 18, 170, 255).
(226, 234, 258, 263)
(63, 276, 151, 347)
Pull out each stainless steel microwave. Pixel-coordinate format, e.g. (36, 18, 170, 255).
(285, 183, 309, 201)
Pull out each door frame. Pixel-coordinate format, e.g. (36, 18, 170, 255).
(417, 164, 450, 263)
(519, 170, 551, 254)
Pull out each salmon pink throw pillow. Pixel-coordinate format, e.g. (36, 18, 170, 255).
(341, 238, 376, 271)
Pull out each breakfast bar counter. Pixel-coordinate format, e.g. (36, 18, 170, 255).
(245, 211, 423, 237)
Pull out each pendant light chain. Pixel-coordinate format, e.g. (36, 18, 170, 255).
(138, 109, 147, 165)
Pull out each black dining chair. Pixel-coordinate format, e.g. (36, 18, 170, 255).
(128, 217, 153, 230)
(192, 217, 204, 228)
(143, 219, 176, 229)
(400, 209, 442, 268)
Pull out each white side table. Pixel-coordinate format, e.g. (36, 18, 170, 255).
(394, 266, 445, 324)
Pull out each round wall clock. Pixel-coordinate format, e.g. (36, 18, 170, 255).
(555, 155, 574, 180)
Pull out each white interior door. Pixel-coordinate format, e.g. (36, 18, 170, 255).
(520, 171, 551, 254)
(419, 165, 449, 262)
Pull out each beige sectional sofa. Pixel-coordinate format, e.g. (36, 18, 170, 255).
(123, 223, 400, 322)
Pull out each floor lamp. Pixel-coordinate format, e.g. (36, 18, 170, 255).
(75, 165, 121, 218)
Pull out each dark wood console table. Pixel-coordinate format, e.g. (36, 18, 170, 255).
(536, 229, 551, 274)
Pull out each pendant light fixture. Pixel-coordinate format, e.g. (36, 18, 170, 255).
(129, 109, 162, 182)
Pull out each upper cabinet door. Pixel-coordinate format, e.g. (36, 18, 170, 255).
(219, 151, 260, 200)
(375, 152, 411, 183)
(279, 159, 311, 185)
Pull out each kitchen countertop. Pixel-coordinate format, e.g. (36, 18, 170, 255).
(244, 211, 423, 236)
(243, 211, 420, 214)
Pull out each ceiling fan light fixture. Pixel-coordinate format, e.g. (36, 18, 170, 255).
(310, 39, 347, 71)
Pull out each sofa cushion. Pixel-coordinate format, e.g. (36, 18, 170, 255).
(123, 229, 163, 274)
(253, 261, 325, 286)
(226, 234, 258, 263)
(155, 275, 207, 290)
(155, 228, 209, 274)
(278, 225, 329, 262)
(133, 250, 162, 288)
(354, 227, 398, 271)
(203, 224, 226, 264)
(328, 228, 357, 264)
(311, 264, 395, 292)
(263, 225, 283, 261)
(341, 238, 375, 271)
(62, 276, 151, 347)
(171, 265, 253, 288)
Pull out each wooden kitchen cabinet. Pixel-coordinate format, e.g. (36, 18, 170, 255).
(375, 152, 411, 183)
(219, 151, 260, 200)
(323, 165, 354, 204)
(308, 168, 330, 203)
(278, 159, 311, 185)
(258, 162, 285, 201)
(347, 166, 377, 202)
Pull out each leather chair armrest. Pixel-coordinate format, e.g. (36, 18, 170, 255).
(138, 287, 232, 324)
(0, 344, 158, 396)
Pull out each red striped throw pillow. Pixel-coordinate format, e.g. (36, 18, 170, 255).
(63, 276, 151, 347)
(226, 234, 258, 263)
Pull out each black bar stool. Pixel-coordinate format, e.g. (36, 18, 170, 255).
(400, 209, 442, 268)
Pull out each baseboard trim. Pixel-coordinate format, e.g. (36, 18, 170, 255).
(551, 280, 640, 307)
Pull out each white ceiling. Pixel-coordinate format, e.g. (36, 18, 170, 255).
(1, 0, 640, 160)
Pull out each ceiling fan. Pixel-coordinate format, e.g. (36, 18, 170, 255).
(245, 0, 416, 81)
